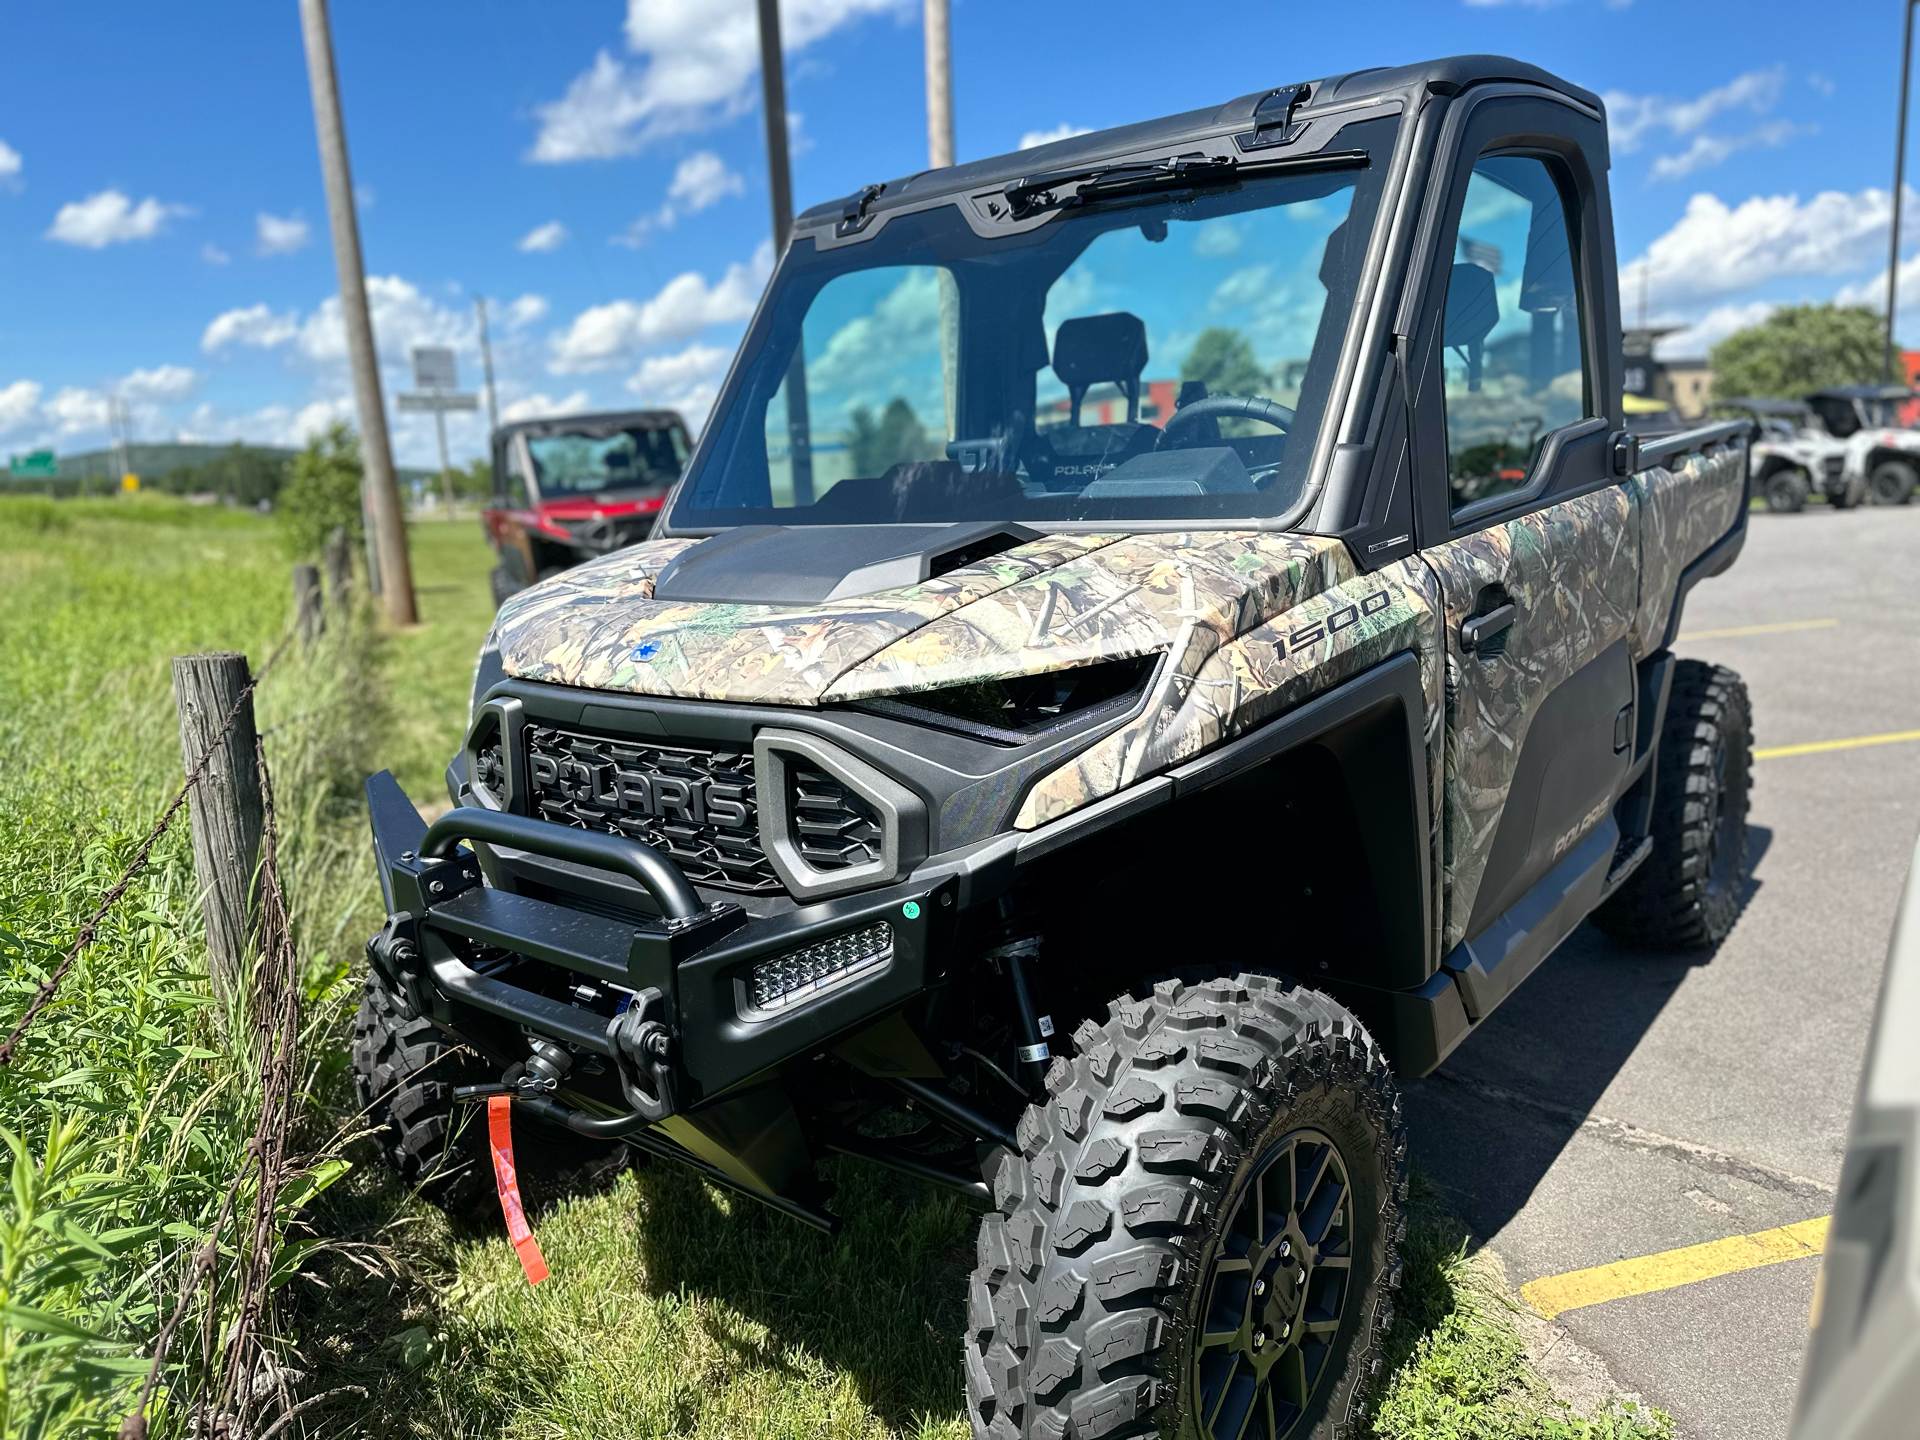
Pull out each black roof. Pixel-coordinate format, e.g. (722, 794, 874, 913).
(797, 54, 1601, 226)
(494, 409, 686, 440)
(1805, 385, 1918, 402)
(1719, 397, 1814, 416)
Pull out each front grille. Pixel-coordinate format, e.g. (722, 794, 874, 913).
(790, 764, 884, 872)
(522, 723, 782, 894)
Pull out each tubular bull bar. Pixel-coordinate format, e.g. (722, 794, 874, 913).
(362, 769, 950, 1131)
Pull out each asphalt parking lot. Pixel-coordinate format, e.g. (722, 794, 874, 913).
(1404, 501, 1920, 1439)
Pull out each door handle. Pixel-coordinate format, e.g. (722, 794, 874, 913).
(1460, 603, 1516, 653)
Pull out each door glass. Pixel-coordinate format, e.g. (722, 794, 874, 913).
(1441, 155, 1587, 512)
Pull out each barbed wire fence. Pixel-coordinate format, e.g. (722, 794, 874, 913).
(0, 616, 376, 1440)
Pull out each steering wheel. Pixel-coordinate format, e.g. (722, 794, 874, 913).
(1157, 394, 1295, 448)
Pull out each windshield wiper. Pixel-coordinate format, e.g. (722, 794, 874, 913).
(1000, 147, 1371, 221)
(1002, 153, 1239, 219)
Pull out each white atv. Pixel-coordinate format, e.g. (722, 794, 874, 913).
(1806, 385, 1920, 506)
(1735, 387, 1920, 513)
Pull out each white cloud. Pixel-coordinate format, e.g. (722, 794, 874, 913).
(1606, 67, 1785, 154)
(1835, 252, 1920, 310)
(626, 340, 731, 421)
(1621, 187, 1897, 311)
(1019, 123, 1093, 150)
(202, 242, 231, 265)
(529, 0, 907, 162)
(202, 303, 300, 352)
(0, 380, 41, 433)
(501, 293, 550, 330)
(667, 149, 744, 211)
(519, 220, 569, 252)
(43, 387, 111, 434)
(1648, 120, 1804, 181)
(549, 242, 770, 371)
(122, 365, 198, 402)
(46, 189, 190, 248)
(296, 274, 471, 367)
(255, 211, 311, 255)
(615, 149, 745, 246)
(0, 140, 20, 188)
(501, 390, 594, 424)
(1653, 301, 1776, 360)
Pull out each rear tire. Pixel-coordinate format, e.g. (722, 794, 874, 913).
(1870, 460, 1918, 506)
(1593, 660, 1752, 951)
(351, 972, 621, 1215)
(1763, 469, 1809, 513)
(965, 974, 1405, 1440)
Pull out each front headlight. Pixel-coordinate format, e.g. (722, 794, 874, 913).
(862, 653, 1158, 744)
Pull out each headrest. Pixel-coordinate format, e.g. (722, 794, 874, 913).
(1052, 313, 1149, 390)
(1444, 262, 1500, 351)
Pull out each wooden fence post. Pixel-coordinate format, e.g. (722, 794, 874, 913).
(171, 652, 263, 1005)
(293, 563, 324, 646)
(323, 524, 351, 610)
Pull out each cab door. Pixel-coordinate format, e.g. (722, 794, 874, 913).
(1404, 97, 1639, 973)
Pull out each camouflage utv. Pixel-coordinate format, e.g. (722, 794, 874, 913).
(356, 53, 1755, 1440)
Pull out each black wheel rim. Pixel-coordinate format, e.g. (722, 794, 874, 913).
(1702, 733, 1743, 904)
(1192, 1129, 1355, 1440)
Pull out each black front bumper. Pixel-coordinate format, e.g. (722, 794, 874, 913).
(366, 770, 955, 1114)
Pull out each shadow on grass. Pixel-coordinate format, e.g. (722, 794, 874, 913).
(288, 1143, 978, 1439)
(624, 1155, 978, 1429)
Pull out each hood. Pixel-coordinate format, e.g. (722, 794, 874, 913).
(535, 494, 666, 521)
(493, 525, 1356, 707)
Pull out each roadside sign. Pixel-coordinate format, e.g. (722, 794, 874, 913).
(397, 392, 479, 411)
(8, 450, 56, 477)
(411, 346, 459, 391)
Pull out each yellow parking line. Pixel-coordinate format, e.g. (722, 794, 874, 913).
(1521, 1216, 1829, 1321)
(1677, 618, 1837, 642)
(1754, 730, 1920, 760)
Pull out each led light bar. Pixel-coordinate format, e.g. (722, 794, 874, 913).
(746, 922, 893, 1014)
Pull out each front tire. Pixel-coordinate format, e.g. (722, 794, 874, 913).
(1763, 468, 1809, 513)
(966, 975, 1405, 1440)
(1870, 460, 1917, 506)
(351, 972, 622, 1215)
(1593, 659, 1752, 950)
(489, 565, 522, 609)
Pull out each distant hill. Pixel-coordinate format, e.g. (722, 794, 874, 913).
(53, 441, 301, 481)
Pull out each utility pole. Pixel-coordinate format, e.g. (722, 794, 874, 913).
(1890, 0, 1918, 384)
(756, 0, 812, 502)
(924, 0, 954, 169)
(298, 0, 416, 625)
(475, 297, 500, 438)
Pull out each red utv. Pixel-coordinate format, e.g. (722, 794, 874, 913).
(483, 410, 691, 607)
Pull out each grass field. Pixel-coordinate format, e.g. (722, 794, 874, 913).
(0, 494, 1670, 1439)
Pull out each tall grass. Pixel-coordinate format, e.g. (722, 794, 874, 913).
(0, 496, 385, 1434)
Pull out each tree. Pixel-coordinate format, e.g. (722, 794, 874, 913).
(278, 423, 364, 559)
(1180, 327, 1267, 397)
(847, 397, 935, 476)
(1709, 304, 1893, 400)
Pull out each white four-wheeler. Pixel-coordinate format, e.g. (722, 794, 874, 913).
(1735, 386, 1920, 513)
(1805, 385, 1920, 507)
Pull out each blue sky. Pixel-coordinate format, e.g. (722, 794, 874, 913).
(1, 0, 1916, 468)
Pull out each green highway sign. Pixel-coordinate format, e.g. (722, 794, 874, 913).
(7, 450, 56, 477)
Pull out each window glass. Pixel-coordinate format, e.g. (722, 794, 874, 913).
(671, 115, 1401, 528)
(525, 427, 688, 499)
(763, 265, 952, 508)
(502, 445, 531, 508)
(1441, 155, 1587, 512)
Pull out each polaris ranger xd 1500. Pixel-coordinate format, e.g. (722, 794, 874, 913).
(356, 54, 1755, 1440)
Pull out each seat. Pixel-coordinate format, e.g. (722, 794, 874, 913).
(1052, 312, 1149, 424)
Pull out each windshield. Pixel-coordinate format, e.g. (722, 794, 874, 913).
(527, 426, 688, 500)
(672, 116, 1397, 529)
